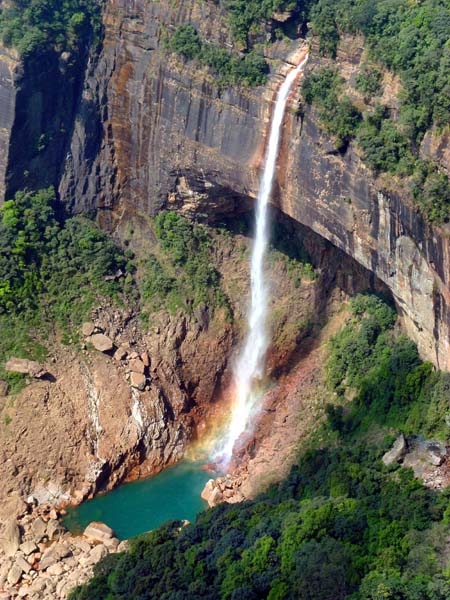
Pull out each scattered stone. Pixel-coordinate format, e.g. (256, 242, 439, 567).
(114, 346, 128, 361)
(73, 539, 91, 553)
(39, 544, 71, 570)
(46, 519, 64, 540)
(81, 322, 95, 337)
(117, 540, 129, 553)
(31, 518, 47, 543)
(0, 379, 9, 397)
(46, 562, 64, 576)
(7, 564, 23, 585)
(4, 358, 47, 379)
(89, 544, 108, 563)
(0, 519, 21, 557)
(84, 522, 115, 544)
(140, 352, 150, 367)
(382, 434, 407, 466)
(104, 537, 120, 551)
(49, 509, 58, 521)
(201, 479, 223, 507)
(14, 556, 31, 575)
(90, 334, 114, 353)
(128, 351, 139, 359)
(130, 372, 146, 391)
(129, 358, 145, 374)
(20, 541, 37, 556)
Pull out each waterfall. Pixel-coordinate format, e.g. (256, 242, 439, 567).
(216, 54, 309, 466)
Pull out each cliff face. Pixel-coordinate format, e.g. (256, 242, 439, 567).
(0, 0, 449, 369)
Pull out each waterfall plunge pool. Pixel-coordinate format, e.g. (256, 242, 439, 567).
(63, 461, 212, 540)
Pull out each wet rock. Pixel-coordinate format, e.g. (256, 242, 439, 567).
(130, 372, 146, 390)
(90, 334, 114, 353)
(0, 519, 21, 557)
(382, 434, 407, 466)
(84, 522, 115, 544)
(81, 322, 95, 337)
(4, 358, 47, 379)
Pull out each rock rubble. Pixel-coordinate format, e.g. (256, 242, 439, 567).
(0, 503, 126, 600)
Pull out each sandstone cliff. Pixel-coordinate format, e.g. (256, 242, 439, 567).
(0, 2, 448, 361)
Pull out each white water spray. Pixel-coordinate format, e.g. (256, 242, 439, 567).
(216, 54, 309, 465)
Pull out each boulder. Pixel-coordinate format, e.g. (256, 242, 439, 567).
(130, 372, 146, 390)
(0, 519, 21, 557)
(83, 522, 115, 544)
(46, 562, 64, 576)
(81, 322, 96, 337)
(129, 358, 145, 374)
(46, 519, 64, 540)
(39, 543, 71, 570)
(201, 479, 223, 507)
(19, 541, 37, 556)
(14, 556, 31, 575)
(114, 346, 128, 361)
(31, 518, 47, 543)
(7, 564, 22, 585)
(89, 544, 108, 562)
(104, 537, 120, 551)
(140, 352, 150, 367)
(382, 434, 407, 466)
(90, 334, 114, 353)
(4, 358, 47, 378)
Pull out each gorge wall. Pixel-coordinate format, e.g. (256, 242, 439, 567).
(0, 0, 449, 369)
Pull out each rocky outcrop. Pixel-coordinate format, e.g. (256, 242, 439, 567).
(0, 503, 125, 600)
(0, 0, 448, 367)
(54, 0, 450, 369)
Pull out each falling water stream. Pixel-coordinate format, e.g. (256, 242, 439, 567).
(66, 53, 310, 539)
(215, 54, 309, 466)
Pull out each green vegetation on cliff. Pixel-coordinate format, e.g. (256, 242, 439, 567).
(69, 295, 450, 600)
(140, 211, 230, 316)
(0, 0, 101, 57)
(302, 67, 362, 150)
(0, 187, 130, 390)
(302, 67, 450, 223)
(169, 24, 268, 87)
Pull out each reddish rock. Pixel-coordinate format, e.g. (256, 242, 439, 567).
(129, 358, 145, 374)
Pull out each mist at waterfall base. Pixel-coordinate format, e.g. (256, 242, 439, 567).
(212, 54, 309, 468)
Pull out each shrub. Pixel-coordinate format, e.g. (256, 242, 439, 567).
(303, 67, 361, 150)
(0, 0, 101, 58)
(356, 65, 383, 98)
(169, 25, 268, 87)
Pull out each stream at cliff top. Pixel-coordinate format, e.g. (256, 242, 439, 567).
(63, 461, 211, 540)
